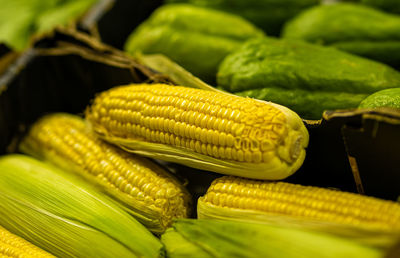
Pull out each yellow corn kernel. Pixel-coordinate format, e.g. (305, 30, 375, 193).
(198, 176, 400, 232)
(0, 226, 53, 257)
(19, 113, 191, 233)
(85, 84, 309, 180)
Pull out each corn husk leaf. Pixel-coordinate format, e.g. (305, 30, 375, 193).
(0, 0, 96, 50)
(197, 198, 400, 249)
(161, 228, 211, 258)
(162, 219, 386, 258)
(36, 0, 97, 33)
(138, 54, 218, 92)
(92, 130, 307, 180)
(0, 154, 163, 257)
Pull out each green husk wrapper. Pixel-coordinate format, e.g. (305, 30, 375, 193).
(0, 0, 97, 50)
(0, 154, 163, 258)
(162, 219, 391, 258)
(197, 200, 400, 249)
(92, 130, 307, 180)
(138, 54, 218, 92)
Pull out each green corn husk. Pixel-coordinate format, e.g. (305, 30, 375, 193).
(0, 0, 96, 50)
(161, 219, 391, 258)
(35, 0, 97, 33)
(161, 228, 210, 258)
(0, 154, 163, 258)
(197, 200, 399, 249)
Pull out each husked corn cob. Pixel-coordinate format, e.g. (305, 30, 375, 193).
(198, 176, 400, 231)
(0, 226, 53, 257)
(20, 113, 191, 233)
(85, 83, 309, 180)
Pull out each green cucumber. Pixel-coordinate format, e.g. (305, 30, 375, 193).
(166, 0, 320, 35)
(124, 4, 265, 84)
(282, 3, 400, 68)
(361, 0, 400, 14)
(359, 88, 400, 108)
(217, 37, 400, 119)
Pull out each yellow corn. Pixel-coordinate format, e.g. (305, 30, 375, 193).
(85, 83, 309, 180)
(19, 113, 191, 233)
(0, 226, 53, 257)
(198, 176, 400, 232)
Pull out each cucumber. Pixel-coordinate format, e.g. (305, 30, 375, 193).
(166, 0, 320, 35)
(361, 0, 400, 14)
(282, 3, 400, 69)
(124, 4, 264, 84)
(217, 37, 400, 119)
(359, 88, 400, 109)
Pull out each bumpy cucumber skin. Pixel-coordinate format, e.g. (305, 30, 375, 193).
(217, 38, 400, 119)
(282, 3, 400, 68)
(235, 87, 368, 120)
(124, 4, 264, 84)
(359, 88, 400, 109)
(166, 0, 319, 35)
(361, 0, 400, 14)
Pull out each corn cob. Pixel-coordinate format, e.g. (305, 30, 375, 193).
(0, 226, 53, 257)
(0, 154, 163, 257)
(198, 176, 400, 232)
(19, 113, 191, 233)
(85, 83, 309, 180)
(161, 219, 385, 258)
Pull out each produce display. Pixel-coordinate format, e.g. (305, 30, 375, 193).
(85, 83, 309, 180)
(165, 0, 320, 36)
(124, 4, 264, 83)
(217, 37, 400, 119)
(2, 0, 400, 257)
(359, 88, 400, 109)
(282, 3, 400, 68)
(19, 113, 191, 233)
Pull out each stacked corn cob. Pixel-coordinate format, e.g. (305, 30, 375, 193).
(20, 113, 191, 233)
(0, 226, 53, 257)
(198, 176, 400, 232)
(85, 83, 309, 180)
